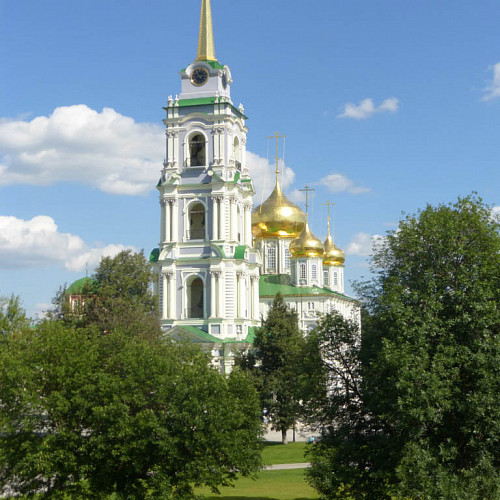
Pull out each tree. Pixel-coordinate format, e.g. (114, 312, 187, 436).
(0, 322, 262, 498)
(0, 294, 29, 337)
(85, 250, 160, 338)
(238, 293, 305, 444)
(306, 195, 500, 499)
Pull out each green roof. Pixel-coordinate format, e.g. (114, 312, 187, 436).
(66, 277, 94, 295)
(245, 327, 257, 343)
(259, 274, 358, 301)
(149, 248, 160, 263)
(234, 245, 247, 260)
(178, 97, 217, 107)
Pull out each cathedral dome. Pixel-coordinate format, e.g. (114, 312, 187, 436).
(252, 181, 306, 239)
(290, 224, 325, 258)
(324, 233, 345, 266)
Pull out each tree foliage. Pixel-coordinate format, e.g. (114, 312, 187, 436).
(238, 293, 305, 444)
(0, 322, 262, 499)
(307, 195, 500, 499)
(0, 294, 29, 337)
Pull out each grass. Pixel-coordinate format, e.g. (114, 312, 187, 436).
(196, 469, 319, 499)
(262, 441, 309, 465)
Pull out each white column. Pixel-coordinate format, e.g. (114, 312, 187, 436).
(160, 201, 166, 244)
(173, 131, 178, 169)
(165, 201, 171, 243)
(230, 198, 237, 241)
(252, 276, 259, 320)
(171, 200, 179, 242)
(162, 273, 168, 320)
(220, 198, 226, 240)
(244, 204, 252, 245)
(210, 272, 216, 317)
(168, 272, 176, 319)
(219, 273, 225, 318)
(212, 197, 219, 240)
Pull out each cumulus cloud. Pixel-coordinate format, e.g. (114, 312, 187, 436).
(482, 63, 500, 101)
(346, 232, 383, 257)
(247, 151, 296, 203)
(492, 206, 500, 220)
(319, 173, 370, 195)
(0, 215, 134, 271)
(338, 97, 399, 120)
(0, 105, 164, 195)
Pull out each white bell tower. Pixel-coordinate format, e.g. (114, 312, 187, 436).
(152, 0, 261, 341)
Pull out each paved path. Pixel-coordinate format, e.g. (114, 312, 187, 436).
(264, 462, 310, 470)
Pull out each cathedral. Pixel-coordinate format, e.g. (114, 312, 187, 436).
(146, 0, 360, 371)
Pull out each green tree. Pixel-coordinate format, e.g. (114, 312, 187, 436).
(239, 293, 305, 444)
(307, 195, 500, 499)
(0, 322, 262, 499)
(85, 250, 160, 338)
(0, 294, 29, 337)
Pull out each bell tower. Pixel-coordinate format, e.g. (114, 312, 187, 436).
(153, 0, 261, 341)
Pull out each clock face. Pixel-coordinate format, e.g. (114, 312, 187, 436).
(191, 67, 209, 86)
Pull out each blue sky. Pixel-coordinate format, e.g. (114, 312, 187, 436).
(1, 0, 499, 317)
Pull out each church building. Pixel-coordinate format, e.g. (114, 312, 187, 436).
(148, 0, 360, 371)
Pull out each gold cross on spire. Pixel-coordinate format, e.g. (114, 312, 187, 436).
(322, 201, 336, 233)
(267, 132, 286, 182)
(299, 186, 315, 221)
(196, 0, 217, 62)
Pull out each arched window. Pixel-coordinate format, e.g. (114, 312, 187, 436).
(188, 202, 205, 240)
(189, 133, 206, 167)
(233, 137, 241, 170)
(187, 277, 204, 318)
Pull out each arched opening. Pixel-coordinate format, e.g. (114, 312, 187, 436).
(189, 133, 206, 167)
(187, 277, 204, 318)
(188, 202, 205, 240)
(233, 137, 241, 170)
(237, 204, 242, 243)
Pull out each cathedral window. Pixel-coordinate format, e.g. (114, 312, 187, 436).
(188, 202, 205, 240)
(300, 263, 306, 280)
(284, 248, 290, 269)
(311, 264, 317, 280)
(186, 277, 204, 318)
(189, 133, 206, 167)
(267, 246, 276, 270)
(324, 270, 329, 286)
(334, 271, 339, 286)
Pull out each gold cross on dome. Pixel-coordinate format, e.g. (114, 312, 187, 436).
(267, 132, 286, 179)
(299, 185, 315, 218)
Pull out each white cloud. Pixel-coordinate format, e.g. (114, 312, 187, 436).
(482, 63, 500, 101)
(319, 173, 370, 195)
(492, 206, 500, 220)
(247, 151, 296, 203)
(0, 215, 134, 271)
(346, 232, 383, 257)
(0, 105, 164, 196)
(338, 97, 399, 120)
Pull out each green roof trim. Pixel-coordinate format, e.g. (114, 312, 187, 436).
(206, 60, 225, 69)
(217, 245, 227, 259)
(259, 274, 359, 302)
(234, 245, 247, 260)
(175, 325, 221, 343)
(178, 97, 217, 107)
(149, 248, 160, 263)
(66, 277, 94, 295)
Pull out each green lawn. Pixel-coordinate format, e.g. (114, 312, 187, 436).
(196, 469, 319, 499)
(262, 441, 309, 465)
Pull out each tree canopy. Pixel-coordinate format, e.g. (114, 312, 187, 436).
(307, 195, 500, 499)
(0, 294, 29, 337)
(238, 293, 305, 444)
(0, 322, 262, 499)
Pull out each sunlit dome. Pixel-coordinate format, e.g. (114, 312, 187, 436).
(252, 181, 306, 239)
(324, 233, 345, 266)
(290, 223, 325, 258)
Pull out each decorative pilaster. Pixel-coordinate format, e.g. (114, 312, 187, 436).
(171, 200, 179, 242)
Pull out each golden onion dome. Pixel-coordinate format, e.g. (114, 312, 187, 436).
(252, 181, 306, 239)
(324, 233, 345, 266)
(290, 223, 325, 258)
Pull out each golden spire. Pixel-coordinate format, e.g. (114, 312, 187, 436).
(196, 0, 217, 62)
(322, 201, 345, 266)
